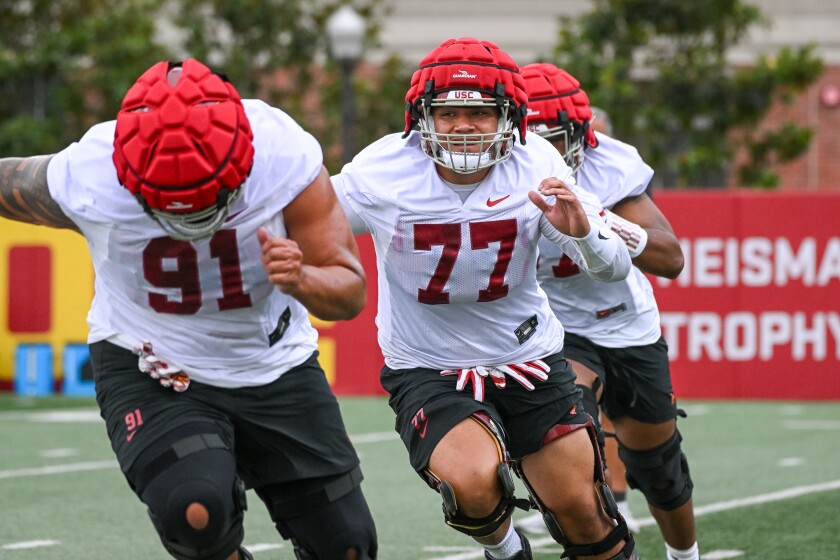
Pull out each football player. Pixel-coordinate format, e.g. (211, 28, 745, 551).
(518, 62, 699, 560)
(0, 59, 377, 560)
(591, 106, 641, 535)
(332, 37, 638, 560)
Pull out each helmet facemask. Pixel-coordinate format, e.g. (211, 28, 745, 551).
(528, 118, 586, 174)
(145, 185, 243, 241)
(521, 62, 597, 175)
(418, 90, 516, 174)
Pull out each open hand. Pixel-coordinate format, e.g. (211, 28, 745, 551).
(528, 178, 590, 238)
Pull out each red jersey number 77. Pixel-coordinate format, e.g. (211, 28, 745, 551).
(414, 219, 517, 305)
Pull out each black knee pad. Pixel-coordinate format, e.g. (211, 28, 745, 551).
(619, 429, 693, 511)
(141, 447, 246, 560)
(258, 467, 377, 560)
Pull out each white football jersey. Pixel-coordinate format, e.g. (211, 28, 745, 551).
(47, 100, 323, 388)
(333, 131, 628, 370)
(537, 132, 661, 347)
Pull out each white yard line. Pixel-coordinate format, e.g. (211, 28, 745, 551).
(691, 479, 840, 516)
(350, 431, 400, 444)
(0, 460, 118, 479)
(701, 552, 744, 559)
(427, 479, 840, 560)
(0, 409, 103, 422)
(1, 540, 60, 550)
(245, 543, 284, 552)
(0, 431, 397, 480)
(781, 420, 840, 430)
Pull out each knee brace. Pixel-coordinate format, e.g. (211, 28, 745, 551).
(430, 462, 526, 537)
(423, 413, 529, 537)
(138, 438, 247, 560)
(258, 467, 377, 560)
(513, 419, 636, 559)
(576, 381, 605, 462)
(619, 429, 693, 511)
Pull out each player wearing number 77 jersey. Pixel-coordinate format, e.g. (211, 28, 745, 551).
(332, 37, 640, 560)
(0, 59, 378, 560)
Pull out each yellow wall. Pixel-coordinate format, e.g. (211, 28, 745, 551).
(0, 221, 94, 382)
(312, 323, 337, 386)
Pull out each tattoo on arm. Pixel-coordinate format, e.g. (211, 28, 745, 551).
(0, 155, 79, 231)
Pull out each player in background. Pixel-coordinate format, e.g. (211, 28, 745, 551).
(582, 105, 641, 534)
(518, 62, 699, 560)
(589, 107, 612, 137)
(0, 59, 377, 560)
(332, 37, 638, 560)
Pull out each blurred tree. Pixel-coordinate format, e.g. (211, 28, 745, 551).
(0, 0, 411, 171)
(318, 54, 411, 173)
(550, 0, 823, 188)
(172, 0, 410, 173)
(0, 0, 169, 155)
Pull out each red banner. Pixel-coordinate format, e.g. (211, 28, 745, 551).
(651, 191, 840, 400)
(324, 191, 840, 400)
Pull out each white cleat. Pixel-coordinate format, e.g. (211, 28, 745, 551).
(514, 512, 549, 535)
(618, 500, 641, 533)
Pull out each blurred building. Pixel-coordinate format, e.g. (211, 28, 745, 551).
(376, 0, 840, 190)
(378, 1, 840, 65)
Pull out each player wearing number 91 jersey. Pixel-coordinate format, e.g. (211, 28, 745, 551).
(48, 96, 323, 387)
(332, 37, 640, 560)
(1, 59, 377, 560)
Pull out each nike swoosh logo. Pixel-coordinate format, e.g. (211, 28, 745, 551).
(225, 210, 244, 223)
(598, 231, 608, 240)
(126, 430, 137, 442)
(412, 409, 429, 439)
(486, 195, 510, 207)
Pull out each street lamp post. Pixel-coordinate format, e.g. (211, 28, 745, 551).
(326, 6, 366, 166)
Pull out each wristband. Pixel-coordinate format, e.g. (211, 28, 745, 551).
(602, 209, 648, 258)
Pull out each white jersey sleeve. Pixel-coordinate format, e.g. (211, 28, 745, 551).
(578, 132, 653, 208)
(331, 171, 370, 234)
(47, 99, 326, 388)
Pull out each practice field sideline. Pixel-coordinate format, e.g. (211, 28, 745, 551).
(1, 396, 838, 559)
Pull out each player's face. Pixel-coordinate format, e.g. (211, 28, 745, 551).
(431, 106, 500, 152)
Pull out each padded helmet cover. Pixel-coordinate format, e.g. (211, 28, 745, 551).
(403, 37, 529, 142)
(113, 59, 254, 216)
(521, 62, 597, 150)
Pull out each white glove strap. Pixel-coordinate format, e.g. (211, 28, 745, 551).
(135, 341, 190, 392)
(603, 209, 648, 258)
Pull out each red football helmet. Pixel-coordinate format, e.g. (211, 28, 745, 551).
(403, 37, 528, 174)
(113, 59, 254, 240)
(521, 62, 597, 173)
